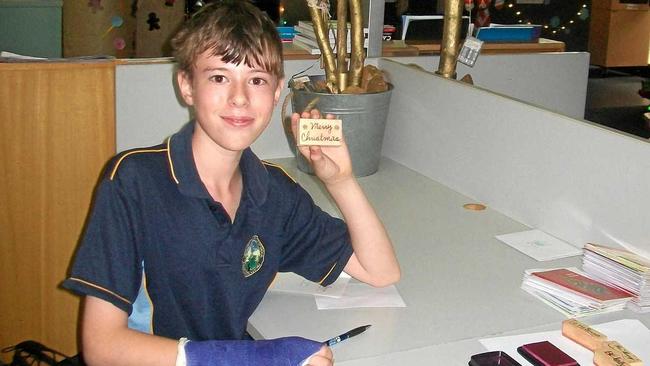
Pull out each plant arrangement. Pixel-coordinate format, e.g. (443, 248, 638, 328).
(293, 0, 389, 94)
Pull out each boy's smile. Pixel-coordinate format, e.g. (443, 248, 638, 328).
(178, 50, 284, 155)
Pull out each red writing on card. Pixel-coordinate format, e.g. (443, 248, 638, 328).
(532, 268, 633, 302)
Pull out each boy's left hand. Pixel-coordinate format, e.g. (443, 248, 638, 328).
(291, 109, 353, 186)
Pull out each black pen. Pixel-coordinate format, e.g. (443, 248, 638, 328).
(323, 325, 372, 347)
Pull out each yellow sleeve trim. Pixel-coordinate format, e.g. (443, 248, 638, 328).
(262, 161, 296, 184)
(110, 148, 169, 181)
(67, 277, 132, 305)
(142, 272, 155, 334)
(318, 262, 338, 285)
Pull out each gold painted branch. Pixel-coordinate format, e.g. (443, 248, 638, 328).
(304, 0, 386, 94)
(437, 0, 464, 79)
(336, 0, 348, 89)
(308, 4, 338, 93)
(348, 0, 365, 88)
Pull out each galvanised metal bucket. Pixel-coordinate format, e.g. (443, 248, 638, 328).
(291, 84, 393, 177)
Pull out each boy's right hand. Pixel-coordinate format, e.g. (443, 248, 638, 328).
(184, 336, 332, 366)
(291, 110, 354, 187)
(303, 345, 333, 366)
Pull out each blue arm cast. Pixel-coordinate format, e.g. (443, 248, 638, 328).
(185, 336, 323, 366)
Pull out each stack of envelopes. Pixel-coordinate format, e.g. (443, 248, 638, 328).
(582, 243, 650, 313)
(521, 267, 634, 317)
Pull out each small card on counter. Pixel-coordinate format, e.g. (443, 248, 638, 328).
(495, 229, 582, 261)
(297, 118, 342, 146)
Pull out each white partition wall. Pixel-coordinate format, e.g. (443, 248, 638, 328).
(115, 63, 188, 152)
(386, 52, 590, 120)
(116, 53, 588, 153)
(378, 58, 650, 257)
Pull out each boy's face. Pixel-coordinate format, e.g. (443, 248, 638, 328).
(178, 50, 284, 154)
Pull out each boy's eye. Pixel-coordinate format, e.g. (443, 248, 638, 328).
(209, 75, 226, 83)
(250, 77, 268, 86)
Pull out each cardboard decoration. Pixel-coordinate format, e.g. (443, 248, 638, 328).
(63, 0, 134, 58)
(135, 0, 186, 58)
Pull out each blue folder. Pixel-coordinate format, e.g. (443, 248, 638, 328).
(475, 25, 541, 43)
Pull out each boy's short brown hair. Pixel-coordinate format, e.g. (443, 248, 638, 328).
(171, 0, 284, 79)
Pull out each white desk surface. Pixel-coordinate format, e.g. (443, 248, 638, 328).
(249, 157, 650, 365)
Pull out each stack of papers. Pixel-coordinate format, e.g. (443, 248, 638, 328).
(269, 272, 406, 310)
(270, 271, 352, 298)
(582, 243, 650, 313)
(521, 267, 634, 317)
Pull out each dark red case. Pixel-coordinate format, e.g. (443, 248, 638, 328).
(517, 341, 578, 366)
(469, 351, 522, 366)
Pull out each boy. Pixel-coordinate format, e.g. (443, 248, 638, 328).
(63, 1, 400, 365)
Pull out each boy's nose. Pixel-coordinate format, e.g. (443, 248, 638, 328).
(229, 84, 249, 107)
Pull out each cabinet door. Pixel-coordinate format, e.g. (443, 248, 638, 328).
(0, 62, 116, 359)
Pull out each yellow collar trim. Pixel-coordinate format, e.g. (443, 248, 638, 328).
(110, 148, 168, 181)
(166, 136, 179, 184)
(261, 161, 296, 183)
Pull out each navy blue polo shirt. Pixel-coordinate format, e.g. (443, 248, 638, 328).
(63, 121, 353, 341)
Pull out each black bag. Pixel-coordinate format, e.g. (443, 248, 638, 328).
(1, 340, 84, 366)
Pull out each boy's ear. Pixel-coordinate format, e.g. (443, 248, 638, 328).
(274, 78, 285, 105)
(177, 71, 195, 106)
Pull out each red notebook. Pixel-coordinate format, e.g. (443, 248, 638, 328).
(532, 268, 633, 303)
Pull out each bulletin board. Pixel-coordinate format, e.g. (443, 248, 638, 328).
(63, 0, 135, 58)
(63, 0, 186, 58)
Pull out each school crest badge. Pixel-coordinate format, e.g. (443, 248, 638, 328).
(242, 235, 265, 277)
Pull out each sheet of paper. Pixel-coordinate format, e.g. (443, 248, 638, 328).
(315, 283, 406, 309)
(0, 51, 46, 60)
(269, 271, 351, 298)
(495, 229, 582, 261)
(479, 319, 650, 366)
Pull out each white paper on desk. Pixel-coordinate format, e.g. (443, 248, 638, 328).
(269, 271, 351, 298)
(495, 229, 582, 261)
(479, 319, 650, 366)
(315, 283, 406, 309)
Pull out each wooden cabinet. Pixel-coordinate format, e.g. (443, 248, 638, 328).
(589, 0, 650, 67)
(0, 62, 116, 360)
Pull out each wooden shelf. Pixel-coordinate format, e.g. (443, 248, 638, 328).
(283, 38, 565, 60)
(406, 38, 565, 55)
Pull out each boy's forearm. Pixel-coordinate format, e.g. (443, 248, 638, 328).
(82, 296, 179, 366)
(83, 326, 178, 366)
(324, 177, 400, 287)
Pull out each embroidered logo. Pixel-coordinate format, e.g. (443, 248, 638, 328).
(242, 235, 265, 277)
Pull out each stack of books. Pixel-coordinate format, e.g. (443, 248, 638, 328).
(293, 21, 368, 55)
(582, 243, 650, 313)
(382, 24, 396, 41)
(276, 26, 297, 43)
(521, 267, 634, 317)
